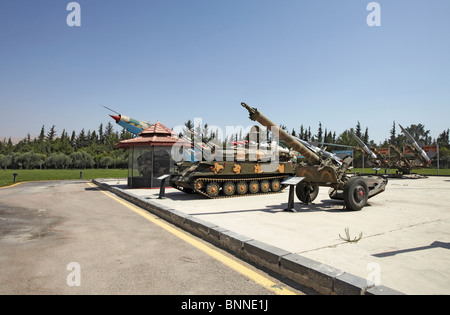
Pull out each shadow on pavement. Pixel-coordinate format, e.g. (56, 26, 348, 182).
(373, 241, 450, 257)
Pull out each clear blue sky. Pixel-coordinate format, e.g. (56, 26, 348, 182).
(1, 0, 449, 144)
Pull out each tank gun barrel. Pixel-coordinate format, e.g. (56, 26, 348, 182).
(241, 102, 320, 164)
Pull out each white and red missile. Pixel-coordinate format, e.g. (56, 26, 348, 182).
(351, 132, 378, 161)
(399, 124, 431, 165)
(102, 105, 152, 136)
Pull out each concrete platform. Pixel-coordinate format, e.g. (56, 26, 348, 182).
(93, 176, 450, 295)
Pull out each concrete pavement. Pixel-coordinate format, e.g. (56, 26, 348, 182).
(2, 180, 305, 295)
(93, 176, 450, 295)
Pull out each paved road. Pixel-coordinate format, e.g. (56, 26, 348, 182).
(97, 176, 450, 295)
(0, 180, 314, 295)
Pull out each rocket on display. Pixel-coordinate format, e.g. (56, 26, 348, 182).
(102, 105, 152, 136)
(399, 124, 432, 166)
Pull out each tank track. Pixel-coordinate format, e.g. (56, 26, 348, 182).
(193, 175, 290, 199)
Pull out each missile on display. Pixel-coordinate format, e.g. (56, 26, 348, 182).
(102, 105, 152, 136)
(399, 124, 431, 165)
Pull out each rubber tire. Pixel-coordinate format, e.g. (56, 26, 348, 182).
(260, 180, 270, 193)
(236, 181, 248, 195)
(205, 182, 220, 198)
(271, 179, 281, 192)
(343, 177, 369, 211)
(249, 181, 260, 194)
(296, 182, 319, 203)
(223, 181, 236, 196)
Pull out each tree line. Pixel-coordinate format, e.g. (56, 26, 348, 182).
(184, 119, 450, 168)
(1, 119, 449, 170)
(185, 118, 449, 149)
(0, 122, 132, 170)
(293, 121, 450, 167)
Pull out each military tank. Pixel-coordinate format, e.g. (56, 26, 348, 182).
(241, 102, 388, 211)
(169, 141, 295, 198)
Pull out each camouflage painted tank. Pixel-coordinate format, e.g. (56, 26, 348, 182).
(170, 147, 295, 198)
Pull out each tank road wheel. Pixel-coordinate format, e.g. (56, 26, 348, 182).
(343, 177, 369, 211)
(260, 180, 270, 193)
(223, 181, 236, 196)
(194, 180, 204, 191)
(205, 182, 220, 198)
(236, 181, 248, 195)
(249, 181, 260, 194)
(271, 179, 281, 192)
(296, 182, 319, 204)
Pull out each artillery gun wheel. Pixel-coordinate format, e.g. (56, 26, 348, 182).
(223, 181, 236, 196)
(271, 179, 281, 192)
(205, 182, 220, 198)
(236, 181, 248, 195)
(296, 183, 319, 204)
(260, 180, 270, 193)
(249, 181, 260, 194)
(343, 177, 369, 211)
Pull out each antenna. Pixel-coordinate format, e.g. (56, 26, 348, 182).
(100, 104, 120, 115)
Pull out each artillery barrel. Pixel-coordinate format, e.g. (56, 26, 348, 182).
(241, 102, 320, 165)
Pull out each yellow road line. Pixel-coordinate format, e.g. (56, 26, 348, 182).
(87, 182, 297, 295)
(0, 182, 23, 189)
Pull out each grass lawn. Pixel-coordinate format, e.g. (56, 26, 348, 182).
(0, 169, 127, 187)
(1, 167, 448, 188)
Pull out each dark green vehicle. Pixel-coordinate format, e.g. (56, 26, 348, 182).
(170, 146, 295, 198)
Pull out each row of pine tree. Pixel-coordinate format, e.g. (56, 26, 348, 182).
(1, 120, 449, 170)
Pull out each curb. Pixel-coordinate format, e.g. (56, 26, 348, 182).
(92, 179, 405, 295)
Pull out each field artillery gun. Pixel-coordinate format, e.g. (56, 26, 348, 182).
(241, 102, 388, 211)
